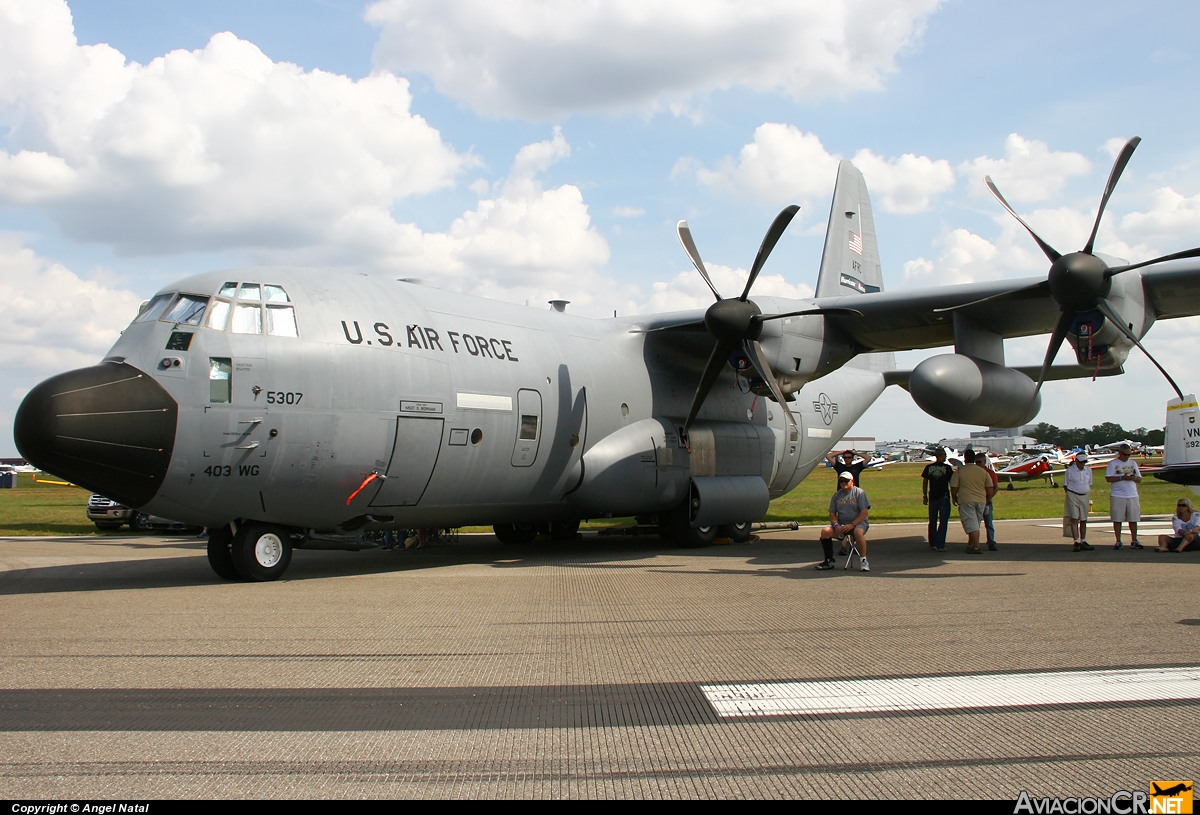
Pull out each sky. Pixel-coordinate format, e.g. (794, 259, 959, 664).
(2, 0, 1200, 456)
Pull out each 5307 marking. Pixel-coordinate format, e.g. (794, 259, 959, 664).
(266, 391, 303, 405)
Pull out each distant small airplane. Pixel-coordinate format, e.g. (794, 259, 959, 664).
(1151, 782, 1192, 797)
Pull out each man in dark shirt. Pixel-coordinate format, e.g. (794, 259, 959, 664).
(826, 448, 867, 487)
(922, 447, 954, 551)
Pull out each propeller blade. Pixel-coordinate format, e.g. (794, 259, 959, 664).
(1030, 309, 1076, 407)
(677, 220, 722, 302)
(740, 204, 800, 301)
(744, 339, 798, 430)
(1106, 246, 1200, 276)
(1095, 299, 1184, 400)
(931, 280, 1049, 314)
(984, 176, 1062, 263)
(683, 340, 736, 430)
(755, 306, 864, 323)
(1083, 136, 1140, 255)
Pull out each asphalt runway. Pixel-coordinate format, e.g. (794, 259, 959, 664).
(0, 518, 1196, 799)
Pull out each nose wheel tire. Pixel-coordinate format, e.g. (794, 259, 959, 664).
(206, 526, 240, 581)
(231, 523, 293, 581)
(719, 521, 752, 543)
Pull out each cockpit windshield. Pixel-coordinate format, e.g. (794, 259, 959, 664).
(206, 281, 298, 337)
(161, 294, 209, 325)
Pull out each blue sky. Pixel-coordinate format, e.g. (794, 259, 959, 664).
(2, 0, 1200, 456)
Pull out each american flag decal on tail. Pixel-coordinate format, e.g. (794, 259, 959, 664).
(848, 231, 863, 255)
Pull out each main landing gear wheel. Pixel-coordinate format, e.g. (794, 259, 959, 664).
(550, 519, 581, 541)
(493, 523, 538, 544)
(231, 523, 293, 581)
(719, 521, 753, 543)
(662, 503, 716, 548)
(206, 526, 239, 581)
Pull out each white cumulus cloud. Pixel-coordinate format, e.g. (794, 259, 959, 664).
(959, 134, 1091, 203)
(366, 0, 942, 119)
(0, 235, 143, 374)
(638, 263, 813, 314)
(688, 123, 954, 214)
(0, 0, 473, 255)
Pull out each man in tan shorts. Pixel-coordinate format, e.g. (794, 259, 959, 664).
(950, 452, 996, 554)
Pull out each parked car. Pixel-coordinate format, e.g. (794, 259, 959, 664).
(87, 494, 202, 533)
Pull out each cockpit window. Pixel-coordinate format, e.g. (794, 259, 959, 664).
(161, 294, 209, 326)
(263, 285, 289, 303)
(218, 282, 238, 298)
(206, 299, 231, 331)
(135, 293, 173, 323)
(238, 283, 261, 301)
(266, 304, 298, 337)
(231, 303, 263, 334)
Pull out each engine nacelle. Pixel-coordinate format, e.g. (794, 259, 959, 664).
(910, 354, 1041, 427)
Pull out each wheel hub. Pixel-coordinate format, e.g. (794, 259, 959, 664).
(255, 533, 283, 568)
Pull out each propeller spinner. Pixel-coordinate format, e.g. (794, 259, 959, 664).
(676, 206, 861, 431)
(978, 137, 1193, 402)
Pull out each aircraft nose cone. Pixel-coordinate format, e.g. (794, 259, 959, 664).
(13, 362, 178, 507)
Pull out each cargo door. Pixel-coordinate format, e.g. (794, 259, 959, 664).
(370, 416, 444, 506)
(511, 388, 543, 467)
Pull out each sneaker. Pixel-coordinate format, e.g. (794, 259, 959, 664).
(987, 542, 998, 551)
(860, 557, 870, 572)
(1078, 541, 1094, 551)
(935, 545, 946, 552)
(1073, 542, 1082, 551)
(1114, 540, 1123, 550)
(1131, 540, 1144, 550)
(816, 558, 836, 570)
(838, 544, 849, 556)
(966, 546, 982, 554)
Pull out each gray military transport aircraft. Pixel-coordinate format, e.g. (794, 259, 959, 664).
(14, 137, 1200, 581)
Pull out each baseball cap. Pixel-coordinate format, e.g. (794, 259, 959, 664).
(1076, 452, 1089, 462)
(838, 472, 854, 482)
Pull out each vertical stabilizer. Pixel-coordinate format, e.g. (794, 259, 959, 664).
(815, 160, 884, 298)
(1164, 394, 1200, 467)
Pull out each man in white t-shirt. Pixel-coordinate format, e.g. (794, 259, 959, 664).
(1105, 443, 1143, 549)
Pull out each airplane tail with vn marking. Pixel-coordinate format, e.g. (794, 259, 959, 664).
(815, 160, 885, 299)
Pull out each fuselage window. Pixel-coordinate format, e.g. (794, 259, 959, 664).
(135, 293, 174, 323)
(209, 358, 232, 403)
(161, 294, 209, 326)
(519, 414, 539, 440)
(266, 304, 298, 337)
(218, 282, 238, 298)
(263, 285, 289, 303)
(231, 303, 263, 334)
(238, 283, 261, 301)
(206, 299, 231, 331)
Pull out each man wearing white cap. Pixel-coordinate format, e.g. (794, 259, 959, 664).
(1063, 452, 1093, 551)
(817, 471, 871, 571)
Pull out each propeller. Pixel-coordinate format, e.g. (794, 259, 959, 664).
(675, 207, 862, 431)
(981, 136, 1188, 402)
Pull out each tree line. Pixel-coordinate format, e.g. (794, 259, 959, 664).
(1027, 421, 1164, 449)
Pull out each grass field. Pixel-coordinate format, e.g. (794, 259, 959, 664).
(0, 462, 1183, 536)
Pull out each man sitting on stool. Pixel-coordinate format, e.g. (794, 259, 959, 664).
(817, 472, 871, 572)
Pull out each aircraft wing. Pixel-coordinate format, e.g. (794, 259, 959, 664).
(814, 260, 1200, 352)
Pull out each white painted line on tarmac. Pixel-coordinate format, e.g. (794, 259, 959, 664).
(702, 666, 1200, 718)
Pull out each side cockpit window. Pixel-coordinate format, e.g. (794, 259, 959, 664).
(135, 293, 174, 323)
(207, 281, 298, 337)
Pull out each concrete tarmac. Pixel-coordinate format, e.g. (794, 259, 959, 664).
(0, 519, 1196, 799)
